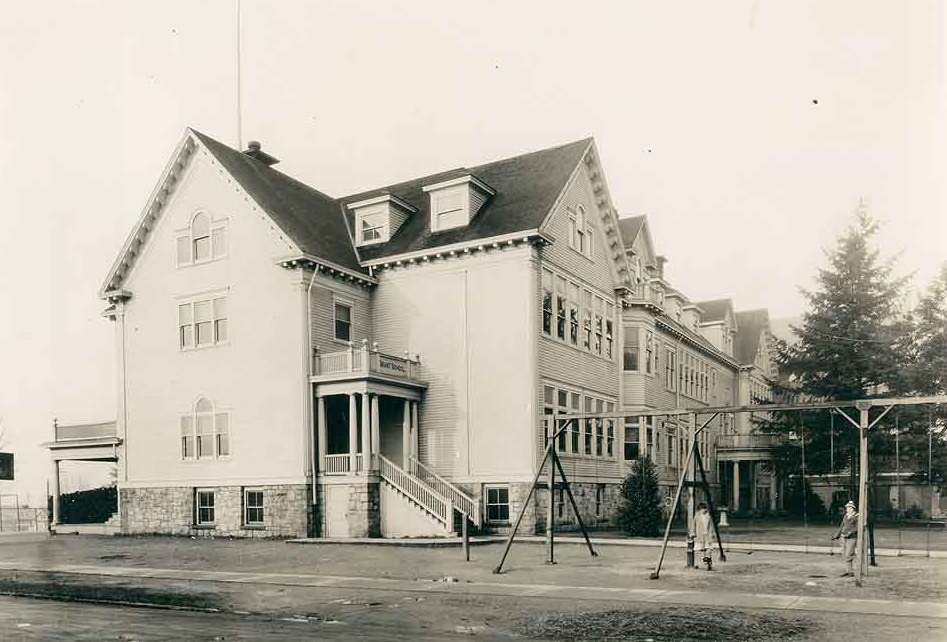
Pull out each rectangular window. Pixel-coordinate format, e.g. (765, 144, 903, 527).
(645, 332, 654, 374)
(570, 393, 580, 453)
(359, 211, 387, 243)
(584, 397, 593, 454)
(593, 298, 603, 355)
(623, 329, 639, 371)
(197, 413, 214, 458)
(624, 419, 640, 461)
(215, 413, 230, 456)
(665, 348, 676, 390)
(556, 390, 568, 451)
(334, 302, 352, 342)
(568, 283, 580, 346)
(194, 235, 211, 262)
(196, 490, 215, 525)
(555, 276, 567, 340)
(179, 297, 227, 350)
(596, 484, 605, 518)
(606, 401, 615, 457)
(542, 270, 553, 335)
(485, 486, 510, 523)
(244, 489, 264, 526)
(583, 291, 592, 349)
(595, 399, 604, 456)
(556, 488, 564, 519)
(176, 236, 191, 266)
(181, 416, 194, 459)
(211, 227, 227, 258)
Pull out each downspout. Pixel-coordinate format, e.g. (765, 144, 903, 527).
(306, 265, 320, 531)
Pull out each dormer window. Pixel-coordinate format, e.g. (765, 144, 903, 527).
(347, 195, 416, 246)
(423, 175, 495, 233)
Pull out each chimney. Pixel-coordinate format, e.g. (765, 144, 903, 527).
(243, 140, 280, 167)
(655, 255, 667, 279)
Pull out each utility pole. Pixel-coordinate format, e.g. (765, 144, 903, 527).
(854, 401, 870, 587)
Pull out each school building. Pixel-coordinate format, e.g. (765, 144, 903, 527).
(47, 130, 781, 538)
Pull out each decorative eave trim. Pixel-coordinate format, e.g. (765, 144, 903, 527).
(99, 131, 199, 298)
(655, 316, 739, 368)
(346, 193, 418, 213)
(276, 254, 377, 288)
(421, 174, 495, 196)
(102, 289, 132, 303)
(361, 230, 551, 269)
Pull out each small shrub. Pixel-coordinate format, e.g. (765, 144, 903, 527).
(618, 456, 663, 537)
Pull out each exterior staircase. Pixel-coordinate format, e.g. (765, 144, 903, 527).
(377, 455, 480, 536)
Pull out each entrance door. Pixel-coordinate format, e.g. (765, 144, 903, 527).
(325, 486, 349, 538)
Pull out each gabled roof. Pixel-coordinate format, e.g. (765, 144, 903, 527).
(339, 138, 592, 263)
(695, 298, 734, 323)
(617, 215, 646, 247)
(734, 309, 770, 365)
(193, 130, 363, 273)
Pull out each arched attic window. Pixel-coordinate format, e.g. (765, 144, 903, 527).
(176, 212, 228, 266)
(568, 206, 593, 258)
(180, 396, 231, 460)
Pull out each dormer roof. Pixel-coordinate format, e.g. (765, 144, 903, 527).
(338, 138, 592, 263)
(696, 298, 735, 324)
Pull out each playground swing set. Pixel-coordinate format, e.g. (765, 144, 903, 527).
(491, 394, 945, 589)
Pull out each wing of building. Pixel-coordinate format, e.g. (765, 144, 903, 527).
(50, 130, 783, 538)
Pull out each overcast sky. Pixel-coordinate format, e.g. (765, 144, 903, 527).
(1, 0, 943, 503)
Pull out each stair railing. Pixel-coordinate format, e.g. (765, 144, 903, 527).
(408, 456, 480, 527)
(377, 454, 452, 529)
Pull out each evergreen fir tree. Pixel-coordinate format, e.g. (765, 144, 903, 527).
(619, 455, 663, 536)
(768, 206, 910, 483)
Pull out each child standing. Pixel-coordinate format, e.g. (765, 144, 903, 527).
(831, 501, 859, 577)
(693, 502, 716, 570)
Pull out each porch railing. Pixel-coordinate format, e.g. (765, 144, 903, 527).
(409, 457, 480, 527)
(378, 454, 451, 529)
(313, 341, 421, 381)
(323, 453, 364, 475)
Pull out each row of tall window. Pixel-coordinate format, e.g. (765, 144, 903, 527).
(541, 268, 614, 359)
(623, 417, 713, 467)
(181, 397, 230, 460)
(179, 297, 228, 349)
(542, 385, 616, 458)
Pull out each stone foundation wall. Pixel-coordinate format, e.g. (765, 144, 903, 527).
(317, 480, 380, 538)
(474, 481, 622, 534)
(121, 484, 311, 538)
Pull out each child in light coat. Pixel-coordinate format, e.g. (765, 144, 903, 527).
(693, 502, 716, 570)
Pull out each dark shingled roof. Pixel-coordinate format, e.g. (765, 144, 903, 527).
(339, 138, 593, 262)
(617, 215, 646, 248)
(734, 309, 770, 365)
(695, 299, 733, 323)
(192, 130, 363, 273)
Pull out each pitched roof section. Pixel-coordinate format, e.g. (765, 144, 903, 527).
(734, 309, 770, 365)
(617, 215, 646, 248)
(192, 130, 363, 273)
(339, 138, 593, 263)
(695, 299, 734, 323)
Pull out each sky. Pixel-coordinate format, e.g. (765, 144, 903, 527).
(0, 0, 943, 504)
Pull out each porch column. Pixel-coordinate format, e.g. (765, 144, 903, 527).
(348, 393, 358, 473)
(411, 401, 419, 460)
(317, 395, 327, 475)
(402, 399, 411, 469)
(51, 460, 60, 526)
(732, 461, 740, 512)
(750, 462, 758, 511)
(361, 393, 371, 473)
(370, 394, 380, 461)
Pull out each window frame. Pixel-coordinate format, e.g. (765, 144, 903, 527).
(357, 209, 389, 245)
(179, 295, 228, 351)
(244, 488, 265, 527)
(484, 485, 510, 524)
(195, 489, 216, 527)
(333, 299, 353, 343)
(181, 397, 231, 461)
(176, 212, 228, 267)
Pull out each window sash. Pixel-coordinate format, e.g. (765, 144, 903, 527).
(245, 490, 264, 525)
(196, 491, 215, 525)
(485, 487, 510, 522)
(334, 303, 352, 341)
